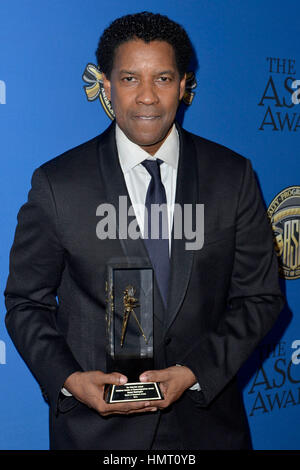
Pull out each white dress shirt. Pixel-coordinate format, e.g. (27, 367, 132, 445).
(115, 122, 179, 254)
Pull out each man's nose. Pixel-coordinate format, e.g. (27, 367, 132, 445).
(136, 81, 159, 105)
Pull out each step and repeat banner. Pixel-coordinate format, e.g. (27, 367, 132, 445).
(0, 0, 299, 450)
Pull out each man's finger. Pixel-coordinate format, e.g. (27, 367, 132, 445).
(108, 400, 152, 412)
(139, 369, 170, 383)
(101, 371, 128, 386)
(99, 400, 154, 416)
(126, 407, 158, 415)
(102, 406, 158, 416)
(109, 404, 159, 415)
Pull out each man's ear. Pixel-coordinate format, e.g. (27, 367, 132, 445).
(102, 72, 111, 101)
(179, 73, 187, 101)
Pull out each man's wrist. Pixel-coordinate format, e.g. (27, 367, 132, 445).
(62, 371, 82, 396)
(175, 364, 201, 391)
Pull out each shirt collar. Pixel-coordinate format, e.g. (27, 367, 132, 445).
(115, 122, 179, 174)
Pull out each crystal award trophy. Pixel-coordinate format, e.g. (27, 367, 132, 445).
(104, 262, 163, 403)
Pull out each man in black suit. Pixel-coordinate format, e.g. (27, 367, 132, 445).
(4, 12, 284, 450)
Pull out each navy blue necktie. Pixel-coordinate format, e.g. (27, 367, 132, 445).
(142, 159, 170, 306)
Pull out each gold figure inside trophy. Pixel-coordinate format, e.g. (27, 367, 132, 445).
(120, 286, 148, 347)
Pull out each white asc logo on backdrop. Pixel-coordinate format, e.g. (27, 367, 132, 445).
(0, 80, 6, 104)
(292, 80, 300, 104)
(0, 340, 6, 364)
(291, 340, 300, 365)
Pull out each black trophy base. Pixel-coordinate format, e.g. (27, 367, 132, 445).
(106, 356, 154, 383)
(105, 382, 163, 404)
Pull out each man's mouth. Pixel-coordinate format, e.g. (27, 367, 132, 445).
(133, 115, 160, 120)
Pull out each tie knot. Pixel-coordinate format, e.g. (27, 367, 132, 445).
(142, 159, 163, 180)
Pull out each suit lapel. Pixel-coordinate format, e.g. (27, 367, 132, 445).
(165, 121, 198, 331)
(96, 121, 165, 325)
(96, 120, 200, 332)
(96, 121, 147, 261)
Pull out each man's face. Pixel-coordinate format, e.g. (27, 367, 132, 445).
(102, 39, 186, 155)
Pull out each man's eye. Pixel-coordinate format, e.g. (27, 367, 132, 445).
(123, 77, 136, 82)
(158, 77, 170, 82)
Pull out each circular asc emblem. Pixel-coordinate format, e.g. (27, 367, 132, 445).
(267, 186, 300, 280)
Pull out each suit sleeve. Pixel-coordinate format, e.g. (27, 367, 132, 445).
(4, 167, 82, 414)
(180, 158, 285, 406)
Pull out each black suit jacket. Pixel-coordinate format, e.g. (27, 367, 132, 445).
(4, 120, 284, 450)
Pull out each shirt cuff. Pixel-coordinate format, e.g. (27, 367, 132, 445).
(189, 382, 201, 391)
(61, 387, 72, 397)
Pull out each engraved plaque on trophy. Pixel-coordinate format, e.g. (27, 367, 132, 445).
(104, 263, 163, 403)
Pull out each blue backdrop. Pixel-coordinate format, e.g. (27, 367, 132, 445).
(1, 0, 299, 450)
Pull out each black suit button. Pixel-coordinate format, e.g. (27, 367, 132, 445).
(165, 337, 172, 345)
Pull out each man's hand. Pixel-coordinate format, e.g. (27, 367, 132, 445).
(139, 366, 197, 409)
(63, 371, 158, 416)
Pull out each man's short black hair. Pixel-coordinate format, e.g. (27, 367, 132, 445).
(96, 11, 193, 79)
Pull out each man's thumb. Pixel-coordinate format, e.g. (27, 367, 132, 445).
(104, 372, 128, 385)
(140, 370, 161, 382)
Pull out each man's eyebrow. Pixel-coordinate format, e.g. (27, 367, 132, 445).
(119, 69, 176, 76)
(156, 70, 176, 76)
(119, 70, 137, 75)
